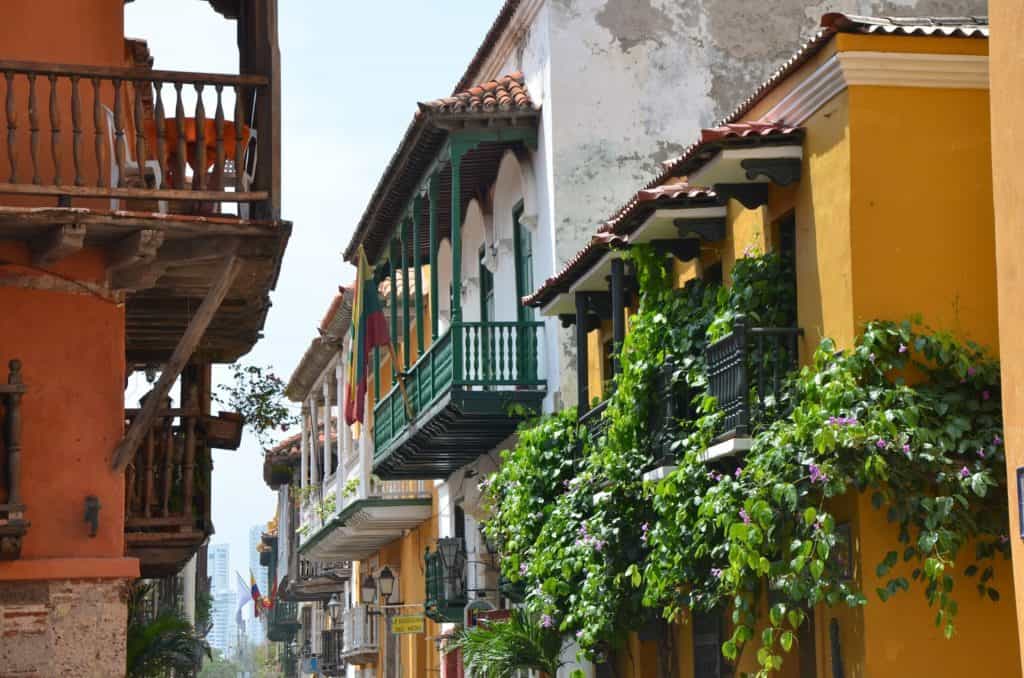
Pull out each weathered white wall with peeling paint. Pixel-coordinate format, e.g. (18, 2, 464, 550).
(481, 0, 986, 409)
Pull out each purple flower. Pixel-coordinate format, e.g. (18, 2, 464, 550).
(739, 508, 751, 525)
(520, 563, 529, 576)
(641, 522, 650, 544)
(578, 525, 588, 537)
(960, 466, 971, 479)
(540, 614, 554, 629)
(876, 439, 887, 449)
(563, 479, 570, 489)
(813, 516, 825, 532)
(902, 443, 911, 455)
(899, 343, 908, 354)
(641, 522, 649, 532)
(808, 463, 827, 484)
(734, 467, 743, 479)
(594, 540, 605, 552)
(995, 435, 1003, 446)
(576, 630, 584, 639)
(869, 353, 876, 363)
(708, 470, 723, 482)
(710, 567, 723, 578)
(968, 366, 977, 377)
(982, 390, 992, 401)
(1001, 534, 1010, 544)
(977, 448, 986, 459)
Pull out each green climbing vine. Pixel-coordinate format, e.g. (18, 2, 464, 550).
(483, 247, 1009, 675)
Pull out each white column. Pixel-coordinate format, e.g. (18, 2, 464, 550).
(300, 405, 309, 490)
(309, 395, 319, 485)
(182, 554, 197, 625)
(335, 356, 345, 507)
(322, 377, 332, 481)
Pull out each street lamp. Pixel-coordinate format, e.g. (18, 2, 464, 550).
(437, 537, 462, 569)
(378, 566, 396, 603)
(327, 593, 342, 623)
(360, 573, 377, 605)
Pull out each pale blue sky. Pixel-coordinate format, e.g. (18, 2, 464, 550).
(125, 0, 505, 583)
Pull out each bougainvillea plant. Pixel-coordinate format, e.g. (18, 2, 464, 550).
(483, 246, 1008, 675)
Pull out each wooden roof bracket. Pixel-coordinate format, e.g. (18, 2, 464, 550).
(111, 251, 242, 471)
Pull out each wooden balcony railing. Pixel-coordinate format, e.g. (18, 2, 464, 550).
(373, 320, 545, 457)
(0, 359, 27, 560)
(340, 606, 378, 663)
(298, 558, 351, 582)
(0, 60, 270, 212)
(705, 316, 802, 441)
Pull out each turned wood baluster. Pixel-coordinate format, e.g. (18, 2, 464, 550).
(183, 411, 196, 518)
(70, 75, 83, 186)
(233, 85, 244, 194)
(5, 360, 23, 507)
(92, 77, 103, 188)
(153, 81, 167, 187)
(193, 83, 206, 190)
(161, 416, 173, 516)
(27, 73, 39, 185)
(124, 459, 135, 517)
(143, 428, 154, 518)
(173, 82, 186, 189)
(213, 84, 225, 190)
(133, 81, 150, 188)
(5, 72, 17, 183)
(112, 79, 127, 187)
(47, 74, 61, 185)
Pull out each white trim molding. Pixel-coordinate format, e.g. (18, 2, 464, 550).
(763, 51, 989, 126)
(702, 436, 753, 463)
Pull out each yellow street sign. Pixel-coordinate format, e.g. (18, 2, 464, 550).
(391, 614, 426, 635)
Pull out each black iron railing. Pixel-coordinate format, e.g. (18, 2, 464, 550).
(580, 399, 610, 440)
(320, 628, 345, 676)
(705, 316, 801, 440)
(425, 538, 468, 623)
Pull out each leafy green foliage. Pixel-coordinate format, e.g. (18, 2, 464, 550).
(127, 583, 211, 677)
(484, 248, 1009, 675)
(217, 363, 298, 448)
(449, 608, 566, 678)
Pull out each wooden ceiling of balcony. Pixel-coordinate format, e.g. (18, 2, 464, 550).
(0, 206, 289, 364)
(124, 0, 240, 20)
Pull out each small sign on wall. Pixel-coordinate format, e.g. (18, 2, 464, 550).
(391, 614, 426, 635)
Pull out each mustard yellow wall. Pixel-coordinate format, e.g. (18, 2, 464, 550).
(990, 2, 1024, 673)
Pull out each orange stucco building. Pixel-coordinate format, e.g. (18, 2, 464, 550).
(0, 0, 288, 674)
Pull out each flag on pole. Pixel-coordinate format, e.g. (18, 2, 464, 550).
(345, 245, 393, 433)
(234, 572, 250, 626)
(250, 570, 263, 618)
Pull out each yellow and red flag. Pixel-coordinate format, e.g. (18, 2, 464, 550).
(345, 245, 391, 431)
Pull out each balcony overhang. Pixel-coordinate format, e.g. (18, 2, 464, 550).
(539, 205, 728, 317)
(374, 387, 544, 479)
(299, 497, 432, 562)
(689, 145, 803, 209)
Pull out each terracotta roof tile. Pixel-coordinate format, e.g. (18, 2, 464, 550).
(419, 72, 536, 117)
(453, 0, 522, 94)
(523, 184, 719, 308)
(653, 123, 803, 184)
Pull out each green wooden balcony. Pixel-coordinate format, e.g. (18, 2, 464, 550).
(373, 320, 546, 479)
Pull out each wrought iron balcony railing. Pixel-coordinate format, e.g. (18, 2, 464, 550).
(320, 628, 345, 677)
(705, 316, 802, 442)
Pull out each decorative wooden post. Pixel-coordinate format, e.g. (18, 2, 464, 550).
(413, 198, 425, 354)
(322, 379, 332, 479)
(4, 360, 23, 506)
(575, 293, 589, 413)
(390, 240, 399, 382)
(428, 174, 439, 341)
(300, 404, 309, 490)
(450, 152, 463, 380)
(610, 258, 625, 376)
(308, 396, 319, 486)
(401, 220, 411, 369)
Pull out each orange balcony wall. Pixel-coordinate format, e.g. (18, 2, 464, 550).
(0, 241, 136, 581)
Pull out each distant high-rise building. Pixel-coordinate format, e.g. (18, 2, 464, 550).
(248, 525, 269, 644)
(205, 543, 235, 655)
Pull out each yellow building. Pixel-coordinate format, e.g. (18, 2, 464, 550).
(528, 13, 1017, 678)
(989, 2, 1024, 675)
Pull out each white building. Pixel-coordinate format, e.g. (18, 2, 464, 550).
(247, 525, 270, 644)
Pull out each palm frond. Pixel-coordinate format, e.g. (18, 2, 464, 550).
(449, 608, 565, 678)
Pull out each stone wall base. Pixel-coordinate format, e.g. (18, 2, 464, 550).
(0, 578, 129, 677)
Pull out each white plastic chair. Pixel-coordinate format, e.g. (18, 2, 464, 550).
(103, 106, 165, 213)
(237, 126, 258, 220)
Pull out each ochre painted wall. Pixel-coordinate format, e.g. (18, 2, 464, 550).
(990, 2, 1024, 673)
(0, 243, 134, 581)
